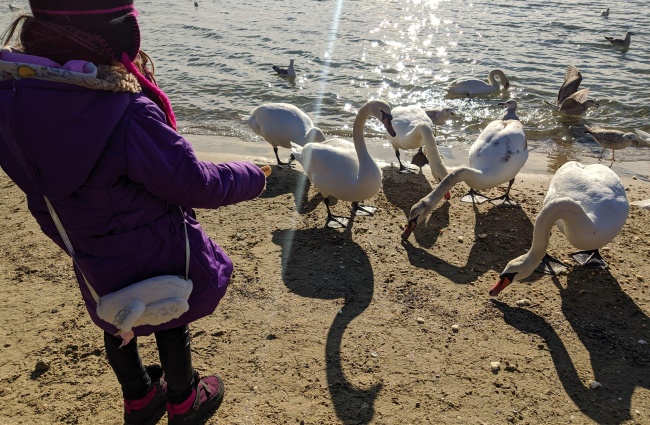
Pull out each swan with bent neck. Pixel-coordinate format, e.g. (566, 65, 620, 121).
(401, 100, 527, 240)
(447, 69, 510, 97)
(386, 105, 450, 178)
(489, 161, 629, 296)
(292, 100, 396, 228)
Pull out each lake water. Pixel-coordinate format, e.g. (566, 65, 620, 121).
(3, 0, 650, 173)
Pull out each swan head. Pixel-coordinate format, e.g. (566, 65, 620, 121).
(489, 254, 537, 296)
(401, 197, 432, 240)
(366, 100, 396, 137)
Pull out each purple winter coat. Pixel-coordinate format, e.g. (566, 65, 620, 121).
(0, 76, 266, 337)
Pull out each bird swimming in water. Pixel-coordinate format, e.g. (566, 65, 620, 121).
(605, 31, 634, 51)
(584, 124, 639, 162)
(272, 59, 296, 78)
(544, 65, 599, 116)
(600, 8, 609, 17)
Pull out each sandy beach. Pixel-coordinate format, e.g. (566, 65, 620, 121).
(0, 135, 649, 425)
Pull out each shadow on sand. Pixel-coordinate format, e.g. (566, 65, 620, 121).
(271, 220, 380, 424)
(493, 267, 649, 424)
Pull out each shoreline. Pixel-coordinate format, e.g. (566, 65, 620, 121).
(185, 134, 650, 183)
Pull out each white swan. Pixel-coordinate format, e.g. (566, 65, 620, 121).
(489, 161, 629, 296)
(245, 103, 326, 166)
(291, 100, 396, 228)
(447, 69, 510, 97)
(402, 100, 528, 240)
(386, 105, 448, 177)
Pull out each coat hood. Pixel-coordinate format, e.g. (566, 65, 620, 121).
(0, 49, 136, 198)
(0, 76, 131, 198)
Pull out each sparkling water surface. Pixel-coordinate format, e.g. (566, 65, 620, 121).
(3, 0, 649, 173)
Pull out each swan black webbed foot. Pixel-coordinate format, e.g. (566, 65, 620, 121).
(351, 202, 377, 217)
(570, 250, 608, 269)
(395, 150, 415, 174)
(324, 197, 349, 228)
(536, 253, 569, 275)
(460, 188, 490, 204)
(273, 148, 294, 169)
(489, 178, 519, 207)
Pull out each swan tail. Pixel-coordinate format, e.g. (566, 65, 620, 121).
(245, 114, 260, 133)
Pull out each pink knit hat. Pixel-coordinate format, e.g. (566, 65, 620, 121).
(29, 0, 177, 129)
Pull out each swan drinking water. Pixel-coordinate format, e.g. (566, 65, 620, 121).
(291, 100, 396, 228)
(489, 161, 629, 296)
(402, 100, 528, 240)
(447, 69, 510, 97)
(245, 103, 326, 166)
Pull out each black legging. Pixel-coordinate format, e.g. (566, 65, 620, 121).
(104, 325, 195, 403)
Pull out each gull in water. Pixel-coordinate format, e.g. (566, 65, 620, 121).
(272, 59, 296, 78)
(424, 107, 455, 136)
(584, 124, 639, 162)
(544, 65, 599, 116)
(605, 31, 634, 50)
(600, 8, 609, 17)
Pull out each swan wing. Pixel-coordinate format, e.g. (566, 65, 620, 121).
(468, 120, 528, 188)
(248, 103, 315, 148)
(557, 65, 582, 104)
(447, 79, 493, 95)
(546, 162, 628, 248)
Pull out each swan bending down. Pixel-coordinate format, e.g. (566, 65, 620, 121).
(544, 65, 599, 116)
(402, 100, 528, 240)
(291, 100, 396, 228)
(447, 69, 510, 97)
(489, 161, 628, 296)
(245, 103, 326, 166)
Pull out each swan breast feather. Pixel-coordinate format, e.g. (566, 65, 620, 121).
(469, 120, 527, 170)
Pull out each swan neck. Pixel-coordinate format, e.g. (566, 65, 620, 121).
(423, 167, 482, 212)
(422, 127, 449, 181)
(352, 104, 372, 160)
(526, 198, 590, 263)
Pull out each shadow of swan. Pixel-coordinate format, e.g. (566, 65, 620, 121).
(400, 201, 533, 284)
(271, 226, 380, 424)
(492, 268, 649, 424)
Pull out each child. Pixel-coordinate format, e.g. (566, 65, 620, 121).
(0, 1, 267, 424)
